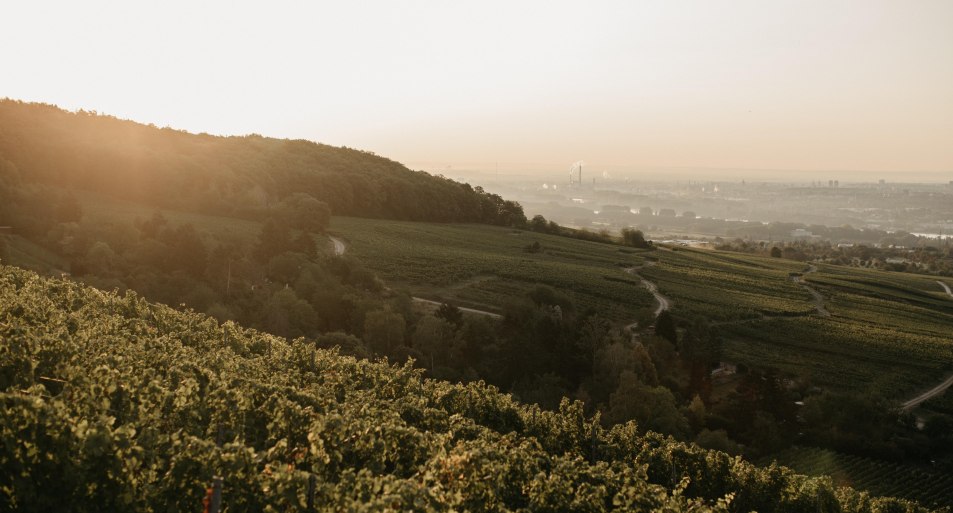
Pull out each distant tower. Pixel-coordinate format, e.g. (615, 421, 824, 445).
(569, 161, 584, 187)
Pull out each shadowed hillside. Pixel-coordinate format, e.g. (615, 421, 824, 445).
(0, 99, 524, 225)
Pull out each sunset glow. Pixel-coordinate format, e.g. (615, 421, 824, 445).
(3, 1, 952, 175)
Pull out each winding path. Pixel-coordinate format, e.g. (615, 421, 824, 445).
(328, 236, 502, 319)
(793, 265, 830, 317)
(623, 263, 672, 333)
(938, 280, 953, 299)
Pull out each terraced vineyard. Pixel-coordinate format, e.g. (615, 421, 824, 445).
(330, 217, 656, 320)
(763, 446, 953, 508)
(0, 264, 937, 511)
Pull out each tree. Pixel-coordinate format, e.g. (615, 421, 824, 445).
(435, 303, 463, 328)
(654, 310, 677, 344)
(606, 371, 689, 438)
(363, 309, 406, 356)
(621, 228, 650, 248)
(164, 223, 207, 278)
(254, 218, 293, 262)
(529, 215, 548, 232)
(277, 193, 331, 234)
(55, 193, 83, 223)
(770, 246, 782, 258)
(412, 315, 456, 370)
(138, 211, 167, 239)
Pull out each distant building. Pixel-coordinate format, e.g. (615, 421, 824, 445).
(791, 228, 813, 239)
(658, 208, 676, 217)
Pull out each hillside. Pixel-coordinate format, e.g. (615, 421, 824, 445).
(0, 99, 524, 225)
(330, 216, 657, 320)
(332, 218, 953, 403)
(0, 264, 936, 512)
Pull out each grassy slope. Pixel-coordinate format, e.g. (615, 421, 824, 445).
(0, 235, 70, 274)
(0, 264, 934, 512)
(331, 216, 656, 320)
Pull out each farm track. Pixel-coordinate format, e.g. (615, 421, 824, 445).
(795, 265, 830, 317)
(938, 280, 953, 299)
(901, 373, 953, 412)
(328, 236, 502, 319)
(625, 263, 671, 318)
(622, 262, 672, 334)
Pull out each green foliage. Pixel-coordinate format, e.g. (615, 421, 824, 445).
(0, 265, 937, 511)
(0, 100, 525, 226)
(621, 227, 651, 248)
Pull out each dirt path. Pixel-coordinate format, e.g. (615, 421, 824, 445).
(329, 236, 346, 256)
(411, 297, 502, 319)
(792, 265, 830, 317)
(938, 280, 953, 299)
(328, 235, 502, 319)
(901, 374, 953, 412)
(625, 263, 672, 319)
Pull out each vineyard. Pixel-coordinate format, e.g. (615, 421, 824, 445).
(0, 264, 938, 511)
(330, 217, 657, 320)
(627, 247, 953, 400)
(327, 220, 953, 401)
(762, 446, 953, 508)
(637, 248, 815, 321)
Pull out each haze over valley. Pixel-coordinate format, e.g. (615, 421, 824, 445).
(1, 1, 952, 511)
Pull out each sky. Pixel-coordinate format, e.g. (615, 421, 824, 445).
(2, 1, 952, 178)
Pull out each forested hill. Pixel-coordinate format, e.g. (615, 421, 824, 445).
(0, 99, 524, 224)
(0, 264, 935, 512)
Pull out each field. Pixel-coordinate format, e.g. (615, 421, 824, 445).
(619, 246, 952, 398)
(329, 220, 953, 401)
(75, 190, 267, 243)
(637, 247, 815, 321)
(761, 446, 953, 508)
(11, 193, 952, 402)
(714, 260, 953, 398)
(0, 234, 70, 274)
(330, 217, 656, 320)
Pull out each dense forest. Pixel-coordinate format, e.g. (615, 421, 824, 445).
(0, 99, 525, 225)
(0, 265, 937, 512)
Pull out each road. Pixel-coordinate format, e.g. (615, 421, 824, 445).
(328, 235, 502, 319)
(938, 280, 953, 299)
(901, 374, 953, 412)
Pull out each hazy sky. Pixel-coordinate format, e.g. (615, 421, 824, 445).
(3, 1, 952, 176)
